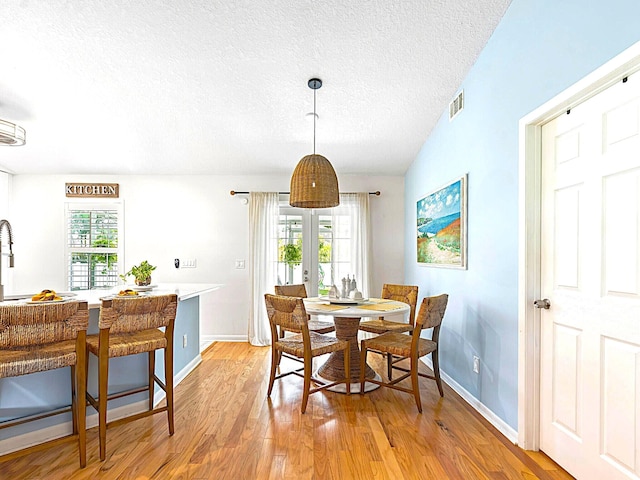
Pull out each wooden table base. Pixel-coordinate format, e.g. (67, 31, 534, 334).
(317, 316, 377, 384)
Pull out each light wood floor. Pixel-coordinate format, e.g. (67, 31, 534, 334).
(0, 342, 573, 479)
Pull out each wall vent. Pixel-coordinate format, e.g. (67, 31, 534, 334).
(449, 90, 464, 121)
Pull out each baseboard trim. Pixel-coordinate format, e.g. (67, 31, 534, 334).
(201, 334, 246, 343)
(174, 354, 202, 387)
(421, 358, 518, 444)
(0, 354, 203, 456)
(0, 398, 150, 456)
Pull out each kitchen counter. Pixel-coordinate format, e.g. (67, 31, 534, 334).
(0, 283, 223, 455)
(73, 282, 223, 309)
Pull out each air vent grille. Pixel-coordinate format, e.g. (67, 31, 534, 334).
(449, 90, 464, 121)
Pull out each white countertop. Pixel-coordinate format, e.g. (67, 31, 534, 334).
(79, 283, 224, 308)
(4, 283, 224, 309)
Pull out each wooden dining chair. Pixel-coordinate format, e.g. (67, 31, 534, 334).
(360, 294, 448, 412)
(264, 294, 350, 413)
(0, 301, 89, 467)
(358, 284, 419, 378)
(274, 284, 335, 334)
(274, 284, 335, 367)
(85, 294, 177, 461)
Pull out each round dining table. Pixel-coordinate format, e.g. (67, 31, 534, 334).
(303, 297, 410, 393)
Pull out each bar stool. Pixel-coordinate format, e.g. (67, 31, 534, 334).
(0, 301, 89, 467)
(85, 293, 177, 461)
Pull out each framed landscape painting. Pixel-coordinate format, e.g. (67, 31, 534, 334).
(416, 174, 467, 268)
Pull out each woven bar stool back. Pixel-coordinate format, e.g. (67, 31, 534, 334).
(86, 293, 177, 461)
(0, 301, 89, 467)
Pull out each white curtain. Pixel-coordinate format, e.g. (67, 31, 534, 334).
(248, 192, 279, 346)
(331, 192, 372, 297)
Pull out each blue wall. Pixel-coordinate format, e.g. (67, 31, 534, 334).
(404, 0, 640, 430)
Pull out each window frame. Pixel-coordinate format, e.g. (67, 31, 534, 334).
(64, 200, 124, 291)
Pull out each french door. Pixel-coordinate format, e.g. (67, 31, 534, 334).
(277, 208, 332, 297)
(278, 199, 364, 297)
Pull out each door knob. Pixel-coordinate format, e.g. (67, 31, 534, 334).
(533, 298, 551, 309)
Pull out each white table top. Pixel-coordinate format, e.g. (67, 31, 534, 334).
(303, 297, 409, 318)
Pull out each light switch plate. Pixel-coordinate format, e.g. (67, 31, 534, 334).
(235, 259, 245, 269)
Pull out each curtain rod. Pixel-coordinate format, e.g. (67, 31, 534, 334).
(230, 190, 380, 196)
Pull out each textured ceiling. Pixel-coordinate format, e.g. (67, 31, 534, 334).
(0, 0, 511, 176)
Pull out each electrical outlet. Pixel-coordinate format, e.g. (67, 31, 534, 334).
(473, 355, 480, 374)
(235, 259, 245, 269)
(183, 334, 188, 348)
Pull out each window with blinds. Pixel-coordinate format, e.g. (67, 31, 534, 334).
(66, 204, 122, 290)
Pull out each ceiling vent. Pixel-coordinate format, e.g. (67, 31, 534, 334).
(449, 90, 464, 121)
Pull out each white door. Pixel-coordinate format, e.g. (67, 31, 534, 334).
(540, 72, 640, 479)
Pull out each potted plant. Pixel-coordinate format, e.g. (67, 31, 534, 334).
(282, 243, 302, 267)
(120, 260, 157, 286)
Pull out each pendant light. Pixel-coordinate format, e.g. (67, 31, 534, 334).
(0, 119, 26, 146)
(289, 78, 339, 208)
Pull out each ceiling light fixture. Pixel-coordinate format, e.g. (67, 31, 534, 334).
(289, 78, 339, 208)
(0, 119, 26, 146)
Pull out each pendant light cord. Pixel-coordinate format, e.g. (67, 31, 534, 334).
(313, 88, 317, 154)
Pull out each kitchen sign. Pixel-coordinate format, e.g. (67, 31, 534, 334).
(65, 183, 119, 198)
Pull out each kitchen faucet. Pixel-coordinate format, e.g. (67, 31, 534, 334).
(0, 219, 15, 302)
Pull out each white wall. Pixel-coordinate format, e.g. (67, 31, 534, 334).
(0, 172, 10, 217)
(0, 172, 14, 293)
(9, 173, 404, 339)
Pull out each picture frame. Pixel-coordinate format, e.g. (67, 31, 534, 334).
(416, 174, 467, 269)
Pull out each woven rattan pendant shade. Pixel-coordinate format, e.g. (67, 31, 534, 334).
(289, 78, 339, 208)
(290, 154, 339, 208)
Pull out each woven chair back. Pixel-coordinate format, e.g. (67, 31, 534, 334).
(274, 284, 308, 298)
(0, 301, 89, 348)
(264, 294, 309, 333)
(412, 294, 449, 348)
(381, 284, 419, 325)
(99, 294, 178, 334)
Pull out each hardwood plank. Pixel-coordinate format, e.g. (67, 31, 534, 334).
(367, 415, 404, 479)
(0, 342, 574, 479)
